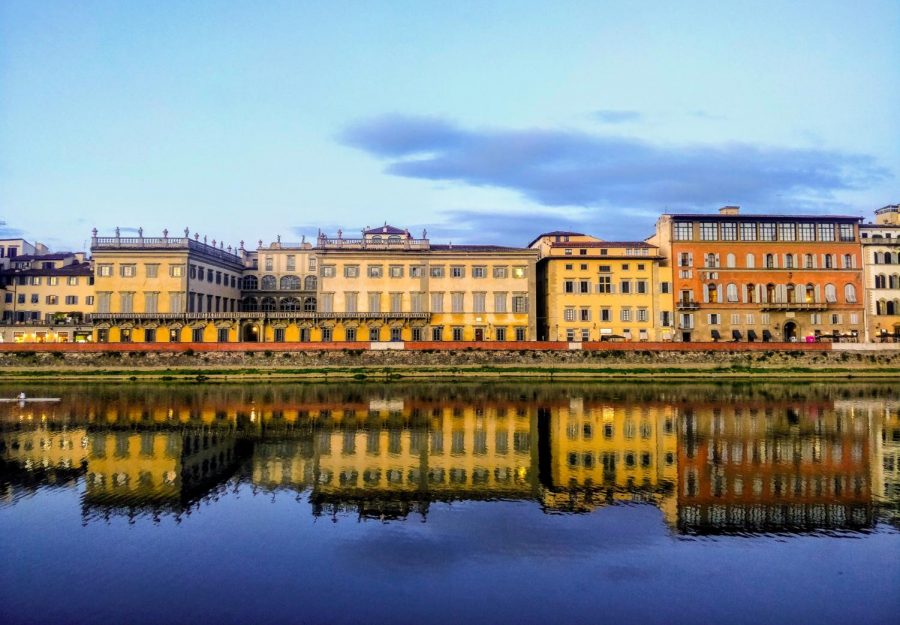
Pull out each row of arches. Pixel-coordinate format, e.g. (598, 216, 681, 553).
(872, 251, 899, 265)
(241, 275, 317, 291)
(242, 296, 317, 312)
(873, 274, 900, 289)
(704, 282, 857, 304)
(875, 299, 900, 316)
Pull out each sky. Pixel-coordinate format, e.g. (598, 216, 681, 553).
(1, 1, 898, 252)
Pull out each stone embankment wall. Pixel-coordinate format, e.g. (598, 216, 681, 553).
(1, 344, 898, 373)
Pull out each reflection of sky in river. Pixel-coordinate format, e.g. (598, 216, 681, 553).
(2, 480, 898, 625)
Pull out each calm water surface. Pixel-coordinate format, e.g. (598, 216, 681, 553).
(1, 381, 898, 625)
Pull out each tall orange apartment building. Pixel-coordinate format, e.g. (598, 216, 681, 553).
(650, 207, 865, 342)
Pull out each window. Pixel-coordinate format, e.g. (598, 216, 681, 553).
(169, 264, 184, 277)
(779, 223, 796, 241)
(143, 264, 158, 279)
(390, 292, 403, 313)
(452, 327, 464, 341)
(390, 327, 402, 342)
(674, 222, 692, 240)
(844, 284, 857, 303)
(410, 265, 424, 277)
(515, 327, 526, 341)
(660, 281, 670, 294)
(512, 266, 526, 279)
(473, 292, 486, 313)
(368, 292, 381, 312)
(67, 276, 79, 286)
(451, 266, 464, 278)
(430, 266, 445, 278)
(759, 223, 776, 241)
(145, 292, 158, 313)
(472, 266, 487, 278)
(601, 308, 611, 322)
(708, 313, 720, 325)
(451, 292, 464, 312)
(839, 223, 855, 242)
(726, 283, 739, 302)
(432, 326, 443, 341)
(636, 280, 648, 294)
(169, 292, 184, 312)
(824, 283, 837, 303)
(564, 280, 574, 294)
(700, 222, 717, 240)
(512, 294, 527, 313)
(97, 293, 111, 312)
(31, 294, 38, 304)
(45, 295, 58, 305)
(620, 280, 631, 294)
(785, 254, 795, 269)
(804, 253, 815, 269)
(580, 307, 591, 321)
(817, 223, 835, 241)
(494, 292, 507, 313)
(192, 328, 203, 342)
(493, 266, 508, 278)
(740, 223, 757, 241)
(261, 275, 276, 290)
(120, 292, 133, 313)
(218, 328, 229, 343)
(286, 255, 296, 271)
(367, 265, 383, 278)
(98, 264, 113, 277)
(564, 308, 576, 322)
(637, 308, 648, 322)
(431, 292, 444, 312)
(823, 254, 833, 269)
(321, 265, 336, 278)
(620, 308, 632, 322)
(389, 265, 404, 278)
(579, 280, 590, 294)
(721, 222, 737, 241)
(410, 292, 424, 313)
(597, 276, 612, 293)
(798, 223, 815, 241)
(495, 327, 506, 341)
(65, 295, 78, 305)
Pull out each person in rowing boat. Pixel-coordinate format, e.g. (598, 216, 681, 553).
(18, 392, 25, 400)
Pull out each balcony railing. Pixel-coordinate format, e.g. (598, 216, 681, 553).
(91, 236, 243, 265)
(90, 311, 432, 322)
(676, 300, 701, 310)
(317, 237, 431, 250)
(759, 301, 830, 311)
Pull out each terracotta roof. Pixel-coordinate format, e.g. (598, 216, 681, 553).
(364, 225, 408, 236)
(547, 241, 656, 248)
(0, 262, 92, 277)
(526, 231, 586, 247)
(8, 253, 76, 262)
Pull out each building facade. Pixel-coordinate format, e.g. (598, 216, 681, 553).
(530, 231, 674, 342)
(860, 204, 900, 342)
(651, 207, 865, 342)
(90, 228, 245, 342)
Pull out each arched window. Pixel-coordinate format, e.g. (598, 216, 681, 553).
(260, 297, 276, 312)
(745, 254, 755, 269)
(765, 254, 775, 269)
(388, 235, 401, 243)
(261, 275, 276, 290)
(371, 235, 382, 243)
(824, 283, 837, 303)
(786, 284, 796, 303)
(242, 275, 259, 290)
(280, 275, 300, 290)
(707, 284, 718, 303)
(805, 283, 815, 303)
(890, 274, 900, 289)
(823, 255, 834, 269)
(304, 275, 317, 290)
(726, 253, 736, 268)
(844, 284, 857, 303)
(280, 297, 301, 311)
(746, 283, 756, 303)
(726, 283, 739, 302)
(874, 252, 884, 264)
(303, 297, 317, 312)
(876, 300, 886, 315)
(843, 254, 853, 268)
(887, 300, 897, 315)
(785, 254, 795, 269)
(765, 283, 776, 303)
(242, 297, 258, 312)
(706, 253, 717, 268)
(875, 274, 886, 288)
(804, 254, 814, 269)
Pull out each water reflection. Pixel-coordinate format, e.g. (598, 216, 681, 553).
(1, 382, 897, 533)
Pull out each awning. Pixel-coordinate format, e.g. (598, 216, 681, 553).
(762, 330, 772, 342)
(711, 329, 721, 340)
(747, 330, 758, 342)
(732, 329, 742, 341)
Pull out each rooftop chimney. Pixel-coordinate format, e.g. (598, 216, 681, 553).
(719, 205, 740, 215)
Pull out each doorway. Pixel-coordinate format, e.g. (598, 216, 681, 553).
(474, 328, 484, 341)
(783, 321, 798, 342)
(242, 324, 260, 342)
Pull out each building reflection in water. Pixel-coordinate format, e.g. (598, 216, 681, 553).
(1, 383, 897, 533)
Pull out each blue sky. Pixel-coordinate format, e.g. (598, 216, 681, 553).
(1, 1, 898, 251)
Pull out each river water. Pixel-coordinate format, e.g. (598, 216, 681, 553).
(1, 381, 898, 625)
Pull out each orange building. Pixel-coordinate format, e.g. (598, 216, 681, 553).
(651, 206, 865, 342)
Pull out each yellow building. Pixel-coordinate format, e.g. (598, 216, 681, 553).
(860, 205, 900, 342)
(542, 396, 678, 519)
(313, 225, 537, 342)
(0, 251, 94, 342)
(90, 227, 245, 342)
(530, 231, 674, 342)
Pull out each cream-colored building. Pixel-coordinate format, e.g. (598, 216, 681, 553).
(0, 250, 94, 342)
(90, 228, 245, 342)
(314, 225, 537, 342)
(860, 205, 900, 341)
(530, 231, 674, 342)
